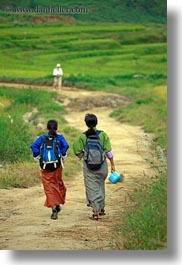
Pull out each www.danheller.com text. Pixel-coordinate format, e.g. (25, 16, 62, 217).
(4, 5, 89, 14)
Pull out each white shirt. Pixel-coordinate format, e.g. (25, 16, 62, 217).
(53, 67, 63, 77)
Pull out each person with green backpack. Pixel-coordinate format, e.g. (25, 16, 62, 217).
(73, 113, 116, 220)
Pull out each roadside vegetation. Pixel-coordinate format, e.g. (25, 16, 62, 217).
(0, 0, 166, 250)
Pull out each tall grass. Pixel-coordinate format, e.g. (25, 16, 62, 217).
(116, 173, 167, 250)
(0, 113, 33, 163)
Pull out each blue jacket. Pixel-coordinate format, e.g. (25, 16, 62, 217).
(30, 133, 69, 158)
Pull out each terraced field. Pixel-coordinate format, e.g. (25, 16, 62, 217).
(0, 23, 166, 91)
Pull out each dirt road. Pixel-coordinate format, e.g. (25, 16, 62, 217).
(0, 85, 154, 250)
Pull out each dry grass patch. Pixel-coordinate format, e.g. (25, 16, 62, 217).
(0, 162, 41, 189)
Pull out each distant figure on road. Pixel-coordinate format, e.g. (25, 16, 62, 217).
(73, 113, 116, 220)
(30, 119, 69, 220)
(53, 63, 63, 90)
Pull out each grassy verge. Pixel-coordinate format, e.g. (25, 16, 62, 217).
(113, 170, 167, 250)
(110, 85, 167, 150)
(110, 83, 167, 249)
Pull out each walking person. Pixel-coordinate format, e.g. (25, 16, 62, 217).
(30, 119, 69, 220)
(73, 113, 116, 220)
(53, 63, 63, 90)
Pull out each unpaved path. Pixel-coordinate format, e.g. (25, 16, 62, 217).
(0, 84, 154, 250)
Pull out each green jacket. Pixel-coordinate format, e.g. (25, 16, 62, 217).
(73, 128, 112, 156)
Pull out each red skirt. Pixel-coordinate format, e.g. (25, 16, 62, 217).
(41, 166, 66, 208)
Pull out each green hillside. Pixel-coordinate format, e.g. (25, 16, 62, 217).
(0, 23, 166, 86)
(0, 12, 167, 148)
(0, 0, 166, 23)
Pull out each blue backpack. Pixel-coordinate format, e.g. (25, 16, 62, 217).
(39, 135, 61, 170)
(84, 130, 105, 170)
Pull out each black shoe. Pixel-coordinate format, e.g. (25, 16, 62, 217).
(56, 205, 61, 213)
(99, 209, 106, 216)
(51, 209, 58, 220)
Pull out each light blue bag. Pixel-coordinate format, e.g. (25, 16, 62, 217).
(109, 171, 121, 184)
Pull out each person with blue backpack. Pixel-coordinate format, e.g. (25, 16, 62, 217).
(73, 113, 116, 220)
(30, 119, 69, 220)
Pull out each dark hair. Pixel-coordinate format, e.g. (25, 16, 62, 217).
(47, 119, 58, 136)
(84, 113, 97, 128)
(84, 113, 97, 137)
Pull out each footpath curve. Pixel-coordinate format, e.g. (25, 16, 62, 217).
(0, 84, 154, 250)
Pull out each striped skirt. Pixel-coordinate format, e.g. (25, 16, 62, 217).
(83, 159, 108, 213)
